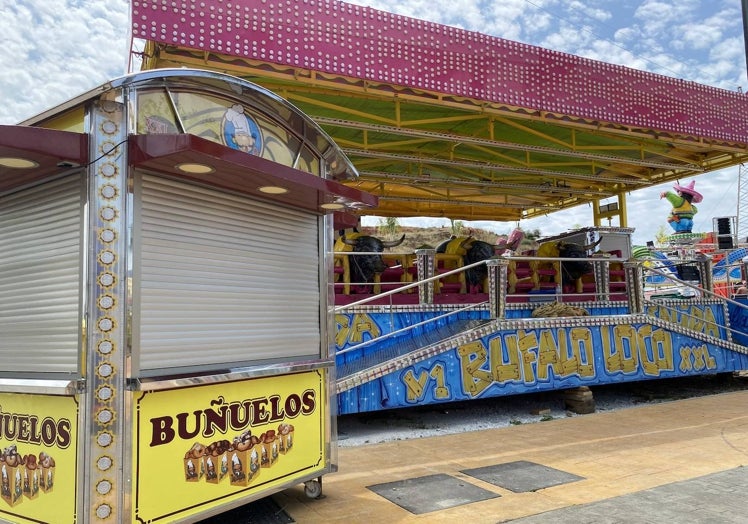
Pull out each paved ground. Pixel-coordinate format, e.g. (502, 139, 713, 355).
(267, 390, 748, 523)
(510, 467, 748, 523)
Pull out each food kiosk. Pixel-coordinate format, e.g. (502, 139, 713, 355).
(0, 68, 375, 522)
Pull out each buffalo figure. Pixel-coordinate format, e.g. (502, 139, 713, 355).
(535, 238, 602, 293)
(336, 233, 406, 293)
(435, 229, 525, 293)
(436, 236, 496, 293)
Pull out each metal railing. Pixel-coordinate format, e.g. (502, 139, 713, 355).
(333, 251, 631, 308)
(333, 250, 748, 356)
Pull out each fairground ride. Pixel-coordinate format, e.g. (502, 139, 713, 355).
(131, 0, 748, 229)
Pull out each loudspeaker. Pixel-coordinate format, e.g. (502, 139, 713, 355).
(677, 265, 700, 281)
(717, 217, 732, 235)
(719, 237, 734, 249)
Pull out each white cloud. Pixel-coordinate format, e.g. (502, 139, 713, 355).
(0, 0, 129, 124)
(567, 1, 612, 24)
(635, 0, 699, 34)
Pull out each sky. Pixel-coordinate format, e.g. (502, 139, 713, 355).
(2, 0, 747, 246)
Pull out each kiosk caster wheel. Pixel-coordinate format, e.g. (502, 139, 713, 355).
(304, 479, 322, 499)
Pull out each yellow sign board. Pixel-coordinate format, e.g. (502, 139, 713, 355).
(0, 393, 78, 524)
(133, 370, 328, 522)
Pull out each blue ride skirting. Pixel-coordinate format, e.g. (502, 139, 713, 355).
(728, 297, 748, 346)
(336, 302, 748, 414)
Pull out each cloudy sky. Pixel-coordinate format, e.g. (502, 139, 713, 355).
(2, 0, 746, 245)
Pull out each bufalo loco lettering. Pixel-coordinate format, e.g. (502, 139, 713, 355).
(0, 405, 72, 448)
(150, 390, 316, 447)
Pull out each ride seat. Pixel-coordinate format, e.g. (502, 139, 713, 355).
(374, 254, 415, 293)
(607, 250, 627, 293)
(580, 272, 597, 294)
(508, 258, 534, 294)
(533, 258, 560, 291)
(435, 253, 466, 294)
(333, 254, 350, 295)
(333, 232, 361, 296)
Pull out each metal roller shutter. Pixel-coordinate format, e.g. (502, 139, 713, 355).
(134, 173, 322, 373)
(0, 175, 83, 373)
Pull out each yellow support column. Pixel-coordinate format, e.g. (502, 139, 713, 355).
(594, 192, 628, 227)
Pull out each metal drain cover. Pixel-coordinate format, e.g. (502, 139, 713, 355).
(462, 460, 584, 493)
(367, 473, 499, 514)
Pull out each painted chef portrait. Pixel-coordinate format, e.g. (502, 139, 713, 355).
(222, 103, 263, 156)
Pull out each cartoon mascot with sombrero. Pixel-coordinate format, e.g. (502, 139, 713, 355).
(660, 180, 702, 234)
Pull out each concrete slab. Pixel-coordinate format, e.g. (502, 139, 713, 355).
(509, 467, 748, 523)
(366, 473, 500, 514)
(462, 460, 584, 492)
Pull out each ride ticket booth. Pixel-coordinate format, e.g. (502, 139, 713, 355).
(0, 69, 375, 523)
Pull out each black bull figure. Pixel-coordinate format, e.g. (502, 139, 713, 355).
(436, 237, 496, 293)
(340, 234, 406, 291)
(537, 238, 602, 292)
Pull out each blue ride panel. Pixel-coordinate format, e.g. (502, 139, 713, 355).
(713, 248, 748, 282)
(336, 302, 748, 415)
(336, 309, 492, 414)
(728, 297, 748, 346)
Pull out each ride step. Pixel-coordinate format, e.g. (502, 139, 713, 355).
(336, 318, 492, 391)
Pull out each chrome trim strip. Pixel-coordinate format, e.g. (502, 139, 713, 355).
(0, 378, 81, 395)
(21, 68, 358, 180)
(129, 359, 334, 391)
